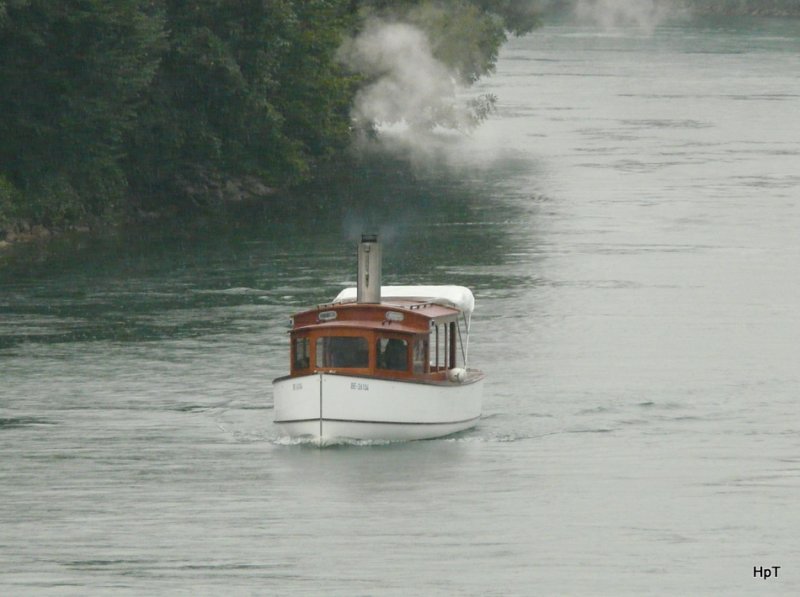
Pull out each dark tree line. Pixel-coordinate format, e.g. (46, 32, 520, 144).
(1, 0, 164, 228)
(0, 1, 541, 233)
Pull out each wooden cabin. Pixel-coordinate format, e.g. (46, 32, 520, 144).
(288, 300, 465, 382)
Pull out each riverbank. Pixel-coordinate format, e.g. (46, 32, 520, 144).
(0, 173, 282, 253)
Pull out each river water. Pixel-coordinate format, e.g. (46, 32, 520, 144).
(2, 17, 799, 596)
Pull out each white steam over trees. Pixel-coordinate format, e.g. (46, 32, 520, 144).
(338, 20, 496, 132)
(341, 1, 543, 132)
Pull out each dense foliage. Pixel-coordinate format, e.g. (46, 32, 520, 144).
(0, 0, 541, 231)
(0, 0, 163, 227)
(124, 1, 361, 213)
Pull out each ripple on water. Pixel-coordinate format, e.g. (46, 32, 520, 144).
(0, 417, 56, 430)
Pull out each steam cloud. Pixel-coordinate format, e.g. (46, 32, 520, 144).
(337, 19, 482, 132)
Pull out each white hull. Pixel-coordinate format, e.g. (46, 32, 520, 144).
(273, 372, 483, 444)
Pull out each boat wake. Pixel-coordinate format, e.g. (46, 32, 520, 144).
(267, 426, 557, 447)
(271, 435, 398, 448)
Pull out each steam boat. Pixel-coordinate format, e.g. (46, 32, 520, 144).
(273, 234, 484, 444)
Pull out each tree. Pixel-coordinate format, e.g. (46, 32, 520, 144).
(0, 0, 164, 226)
(124, 0, 358, 209)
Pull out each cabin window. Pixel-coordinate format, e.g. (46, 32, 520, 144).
(413, 337, 427, 374)
(316, 336, 369, 369)
(377, 337, 408, 371)
(432, 322, 456, 370)
(293, 336, 310, 370)
(433, 324, 447, 369)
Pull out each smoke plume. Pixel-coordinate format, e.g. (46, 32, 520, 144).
(337, 19, 490, 133)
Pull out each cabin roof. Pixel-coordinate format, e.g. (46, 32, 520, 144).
(291, 319, 426, 334)
(333, 285, 475, 316)
(290, 300, 460, 334)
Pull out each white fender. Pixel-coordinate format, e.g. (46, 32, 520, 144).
(447, 368, 467, 383)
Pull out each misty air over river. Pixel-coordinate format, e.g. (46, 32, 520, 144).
(2, 14, 800, 596)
